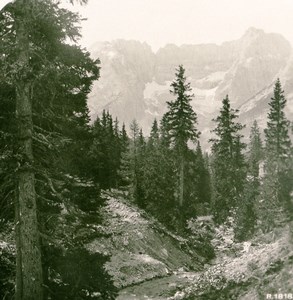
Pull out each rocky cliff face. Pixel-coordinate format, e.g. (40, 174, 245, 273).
(88, 40, 155, 129)
(88, 28, 293, 149)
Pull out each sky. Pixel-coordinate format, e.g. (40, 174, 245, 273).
(1, 0, 293, 51)
(60, 0, 293, 52)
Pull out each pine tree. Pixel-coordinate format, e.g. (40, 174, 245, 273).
(0, 1, 120, 298)
(265, 79, 291, 163)
(115, 123, 129, 186)
(12, 2, 44, 297)
(89, 116, 106, 186)
(104, 112, 118, 188)
(163, 65, 199, 206)
(210, 95, 246, 224)
(89, 111, 125, 189)
(112, 117, 123, 187)
(248, 120, 263, 179)
(119, 120, 145, 206)
(232, 136, 247, 194)
(148, 119, 160, 148)
(159, 114, 171, 148)
(234, 123, 262, 241)
(138, 129, 146, 150)
(262, 79, 292, 229)
(121, 123, 129, 151)
(142, 118, 177, 226)
(194, 142, 212, 215)
(135, 128, 146, 207)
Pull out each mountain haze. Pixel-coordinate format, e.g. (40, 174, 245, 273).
(88, 28, 293, 148)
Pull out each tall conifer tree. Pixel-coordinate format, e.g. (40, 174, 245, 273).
(142, 118, 177, 226)
(234, 121, 262, 241)
(0, 1, 103, 298)
(262, 79, 292, 228)
(163, 65, 199, 206)
(210, 95, 246, 224)
(248, 120, 263, 179)
(119, 120, 145, 206)
(194, 142, 211, 215)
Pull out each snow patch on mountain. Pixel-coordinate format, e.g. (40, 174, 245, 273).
(143, 80, 170, 101)
(107, 50, 118, 60)
(192, 87, 221, 114)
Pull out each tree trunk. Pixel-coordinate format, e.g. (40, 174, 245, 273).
(15, 1, 43, 299)
(179, 159, 184, 206)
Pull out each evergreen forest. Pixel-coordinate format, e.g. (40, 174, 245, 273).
(0, 1, 292, 300)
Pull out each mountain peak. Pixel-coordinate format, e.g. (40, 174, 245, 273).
(244, 27, 264, 36)
(240, 27, 265, 44)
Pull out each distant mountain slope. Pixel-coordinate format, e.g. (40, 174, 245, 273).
(88, 28, 293, 149)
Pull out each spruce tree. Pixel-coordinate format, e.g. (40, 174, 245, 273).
(262, 79, 292, 229)
(159, 114, 171, 148)
(89, 116, 105, 186)
(163, 65, 199, 206)
(89, 111, 124, 189)
(119, 120, 145, 206)
(121, 123, 129, 151)
(148, 118, 160, 148)
(138, 128, 146, 150)
(194, 142, 212, 215)
(142, 118, 177, 226)
(248, 120, 263, 179)
(234, 123, 261, 241)
(112, 118, 123, 187)
(210, 95, 246, 224)
(13, 2, 43, 297)
(0, 1, 119, 298)
(265, 79, 291, 163)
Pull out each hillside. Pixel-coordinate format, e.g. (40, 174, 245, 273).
(87, 192, 293, 300)
(1, 191, 292, 300)
(98, 193, 292, 300)
(86, 191, 204, 289)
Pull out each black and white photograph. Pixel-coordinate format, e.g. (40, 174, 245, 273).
(0, 0, 292, 299)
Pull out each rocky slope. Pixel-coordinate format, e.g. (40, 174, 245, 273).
(88, 28, 293, 149)
(117, 220, 293, 300)
(84, 191, 292, 300)
(86, 191, 204, 289)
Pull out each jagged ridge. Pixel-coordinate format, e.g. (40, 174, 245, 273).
(88, 28, 293, 149)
